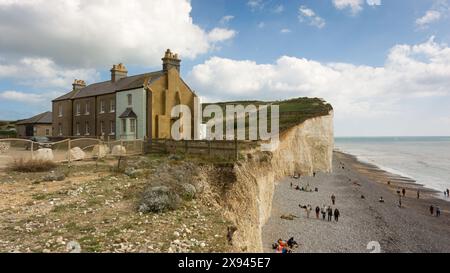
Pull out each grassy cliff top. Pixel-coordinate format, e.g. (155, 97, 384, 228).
(203, 97, 333, 133)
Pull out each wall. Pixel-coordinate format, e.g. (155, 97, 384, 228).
(52, 100, 73, 137)
(148, 67, 197, 139)
(72, 97, 96, 137)
(97, 93, 116, 139)
(116, 88, 146, 140)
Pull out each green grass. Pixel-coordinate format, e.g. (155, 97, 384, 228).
(203, 97, 333, 135)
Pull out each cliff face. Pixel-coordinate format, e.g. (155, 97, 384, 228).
(213, 112, 334, 252)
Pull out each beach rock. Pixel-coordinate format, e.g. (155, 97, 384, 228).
(93, 144, 109, 158)
(34, 148, 54, 161)
(138, 186, 180, 213)
(42, 171, 65, 182)
(112, 145, 127, 156)
(179, 183, 196, 201)
(69, 147, 85, 161)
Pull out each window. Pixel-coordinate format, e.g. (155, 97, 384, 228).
(122, 119, 126, 133)
(76, 122, 80, 136)
(58, 105, 63, 117)
(100, 100, 105, 113)
(110, 100, 115, 112)
(58, 124, 62, 136)
(46, 129, 50, 136)
(76, 103, 80, 116)
(130, 119, 136, 134)
(85, 102, 90, 115)
(127, 94, 132, 106)
(110, 121, 115, 135)
(85, 121, 90, 135)
(100, 121, 105, 134)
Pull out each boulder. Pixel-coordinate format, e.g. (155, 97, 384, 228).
(93, 144, 109, 158)
(34, 148, 54, 161)
(124, 167, 141, 178)
(42, 171, 65, 182)
(179, 183, 196, 201)
(69, 147, 85, 161)
(138, 186, 180, 213)
(112, 145, 127, 156)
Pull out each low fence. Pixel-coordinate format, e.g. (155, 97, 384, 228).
(146, 139, 260, 161)
(0, 138, 145, 168)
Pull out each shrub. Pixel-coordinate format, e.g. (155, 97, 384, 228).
(9, 158, 57, 173)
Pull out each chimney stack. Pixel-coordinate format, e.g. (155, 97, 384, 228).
(162, 49, 181, 72)
(72, 79, 86, 91)
(110, 63, 128, 82)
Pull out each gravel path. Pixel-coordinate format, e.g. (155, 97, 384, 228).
(262, 152, 450, 253)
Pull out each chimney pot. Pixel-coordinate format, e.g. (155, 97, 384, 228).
(111, 63, 128, 82)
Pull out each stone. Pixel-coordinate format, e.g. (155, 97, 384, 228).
(42, 171, 65, 182)
(179, 183, 196, 201)
(138, 186, 180, 213)
(0, 142, 10, 153)
(112, 145, 127, 156)
(124, 167, 141, 178)
(69, 147, 85, 161)
(93, 144, 109, 158)
(34, 148, 54, 161)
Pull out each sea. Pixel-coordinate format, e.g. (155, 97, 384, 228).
(335, 137, 450, 195)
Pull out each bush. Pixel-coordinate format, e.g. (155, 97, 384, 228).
(9, 158, 57, 173)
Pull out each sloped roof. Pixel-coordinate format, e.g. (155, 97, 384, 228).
(16, 111, 52, 125)
(119, 108, 138, 119)
(53, 71, 164, 102)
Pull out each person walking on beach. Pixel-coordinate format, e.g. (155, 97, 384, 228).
(417, 190, 420, 199)
(315, 206, 320, 219)
(334, 208, 340, 222)
(398, 196, 402, 208)
(321, 206, 326, 220)
(447, 189, 449, 197)
(305, 205, 312, 218)
(436, 206, 441, 217)
(402, 188, 406, 197)
(313, 172, 316, 177)
(331, 194, 336, 205)
(327, 207, 333, 222)
(430, 205, 434, 215)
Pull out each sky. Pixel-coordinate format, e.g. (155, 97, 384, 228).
(0, 0, 449, 136)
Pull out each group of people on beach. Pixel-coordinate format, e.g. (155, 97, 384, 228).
(444, 189, 450, 198)
(429, 205, 441, 217)
(298, 201, 341, 222)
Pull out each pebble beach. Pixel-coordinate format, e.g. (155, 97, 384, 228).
(262, 151, 450, 253)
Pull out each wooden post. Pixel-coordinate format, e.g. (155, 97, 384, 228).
(30, 141, 34, 160)
(68, 139, 71, 164)
(234, 138, 238, 161)
(208, 141, 212, 158)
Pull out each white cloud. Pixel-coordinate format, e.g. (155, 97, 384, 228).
(333, 0, 364, 14)
(366, 0, 381, 6)
(280, 29, 291, 34)
(188, 37, 450, 122)
(0, 90, 63, 104)
(258, 22, 266, 28)
(247, 0, 264, 11)
(416, 10, 442, 27)
(298, 6, 326, 29)
(208, 28, 237, 43)
(220, 15, 234, 25)
(0, 0, 236, 68)
(0, 57, 99, 90)
(273, 5, 284, 14)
